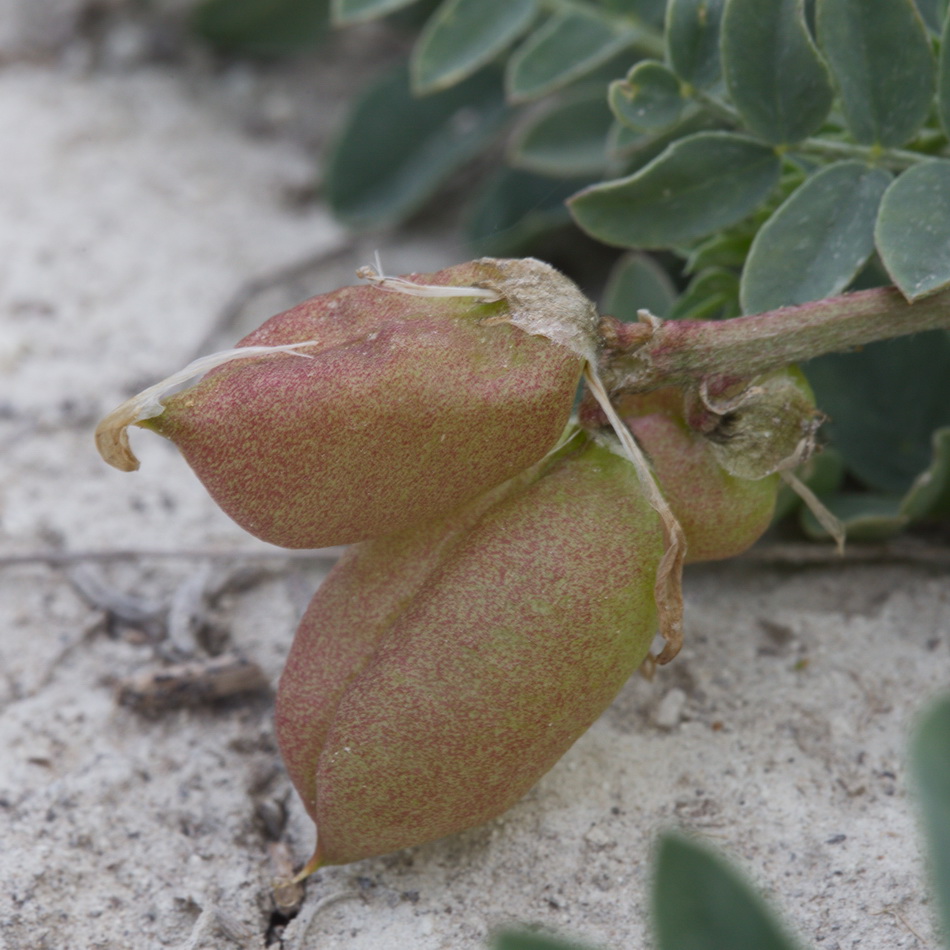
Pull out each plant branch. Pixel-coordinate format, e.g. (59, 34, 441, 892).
(601, 285, 950, 393)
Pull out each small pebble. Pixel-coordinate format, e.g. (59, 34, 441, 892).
(584, 826, 611, 849)
(653, 688, 687, 729)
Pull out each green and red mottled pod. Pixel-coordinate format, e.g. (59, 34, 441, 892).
(613, 368, 820, 562)
(617, 388, 780, 563)
(95, 258, 598, 548)
(275, 430, 664, 869)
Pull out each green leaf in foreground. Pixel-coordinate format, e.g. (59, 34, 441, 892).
(804, 330, 950, 494)
(331, 0, 420, 24)
(493, 931, 597, 950)
(721, 0, 833, 145)
(911, 694, 950, 945)
(569, 132, 780, 248)
(653, 833, 802, 950)
(506, 12, 636, 102)
(325, 63, 508, 228)
(816, 0, 935, 146)
(876, 161, 950, 301)
(665, 0, 726, 89)
(508, 88, 613, 177)
(741, 161, 891, 314)
(411, 0, 538, 94)
(192, 0, 330, 55)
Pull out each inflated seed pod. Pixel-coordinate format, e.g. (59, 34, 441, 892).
(275, 431, 664, 869)
(95, 258, 598, 549)
(616, 368, 821, 562)
(618, 387, 779, 563)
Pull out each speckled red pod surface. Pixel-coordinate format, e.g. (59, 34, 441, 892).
(275, 431, 664, 869)
(136, 259, 596, 548)
(618, 387, 780, 563)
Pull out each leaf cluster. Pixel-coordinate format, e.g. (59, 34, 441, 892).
(494, 692, 950, 950)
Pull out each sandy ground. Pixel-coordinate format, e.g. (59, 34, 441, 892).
(1, 5, 949, 950)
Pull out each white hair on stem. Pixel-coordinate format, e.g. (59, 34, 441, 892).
(583, 363, 687, 665)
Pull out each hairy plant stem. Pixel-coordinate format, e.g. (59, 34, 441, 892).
(601, 285, 950, 394)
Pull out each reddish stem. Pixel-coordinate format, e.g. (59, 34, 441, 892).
(601, 285, 950, 393)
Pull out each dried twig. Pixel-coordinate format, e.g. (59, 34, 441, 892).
(67, 563, 165, 625)
(283, 891, 364, 950)
(116, 652, 270, 715)
(177, 903, 252, 950)
(268, 841, 306, 917)
(166, 562, 215, 656)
